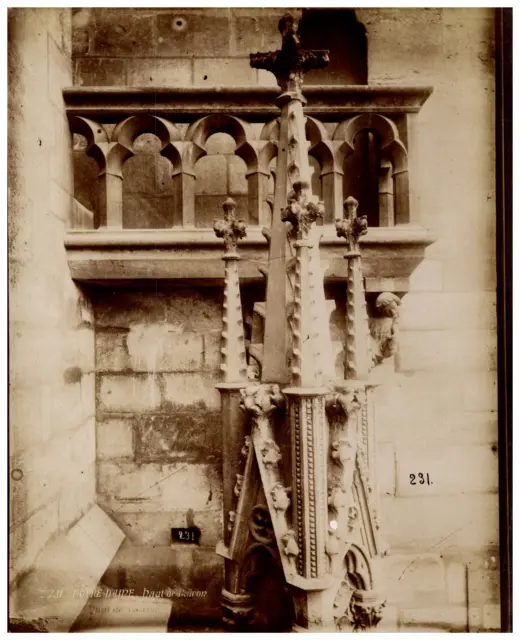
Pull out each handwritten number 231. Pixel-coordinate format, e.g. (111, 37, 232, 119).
(409, 473, 431, 485)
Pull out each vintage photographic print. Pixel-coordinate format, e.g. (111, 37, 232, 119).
(8, 5, 511, 633)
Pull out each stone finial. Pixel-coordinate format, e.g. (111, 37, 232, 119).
(213, 197, 247, 257)
(335, 197, 368, 252)
(250, 12, 329, 95)
(281, 180, 324, 237)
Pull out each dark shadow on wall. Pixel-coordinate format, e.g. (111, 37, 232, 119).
(298, 9, 368, 85)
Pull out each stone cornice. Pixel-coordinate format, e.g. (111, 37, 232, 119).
(64, 224, 435, 290)
(63, 85, 433, 121)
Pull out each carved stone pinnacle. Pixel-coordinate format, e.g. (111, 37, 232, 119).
(281, 180, 324, 237)
(250, 12, 329, 95)
(213, 197, 247, 256)
(335, 197, 368, 250)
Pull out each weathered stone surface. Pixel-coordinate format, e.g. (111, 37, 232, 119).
(228, 155, 248, 195)
(96, 418, 134, 459)
(99, 374, 161, 413)
(123, 193, 177, 229)
(126, 58, 192, 87)
(380, 493, 499, 553)
(94, 290, 222, 333)
(134, 411, 222, 463)
(399, 605, 467, 632)
(399, 292, 497, 331)
(10, 417, 95, 528)
(382, 553, 447, 606)
(397, 329, 497, 372)
(156, 11, 231, 58)
(9, 505, 125, 632)
(124, 154, 174, 194)
(162, 373, 220, 410)
(193, 57, 256, 86)
(126, 325, 204, 372)
(109, 508, 222, 547)
(202, 331, 221, 372)
(466, 552, 500, 606)
(72, 594, 171, 632)
(47, 38, 71, 113)
(205, 132, 236, 155)
(462, 371, 498, 412)
(445, 561, 466, 605)
(10, 499, 59, 581)
(233, 13, 285, 56)
(376, 442, 396, 497)
(395, 443, 498, 497)
(98, 461, 222, 512)
(91, 11, 155, 57)
(96, 331, 131, 372)
(101, 540, 223, 621)
(195, 194, 248, 228)
(74, 57, 127, 86)
(194, 155, 228, 196)
(58, 462, 95, 531)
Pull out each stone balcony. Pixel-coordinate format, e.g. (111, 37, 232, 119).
(64, 84, 434, 291)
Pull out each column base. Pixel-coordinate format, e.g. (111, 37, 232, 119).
(221, 589, 255, 631)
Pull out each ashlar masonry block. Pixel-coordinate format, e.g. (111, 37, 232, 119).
(380, 493, 499, 553)
(381, 553, 447, 605)
(395, 443, 498, 497)
(126, 324, 204, 373)
(99, 374, 161, 413)
(97, 461, 222, 512)
(162, 372, 220, 410)
(397, 329, 497, 372)
(96, 417, 134, 460)
(193, 57, 256, 85)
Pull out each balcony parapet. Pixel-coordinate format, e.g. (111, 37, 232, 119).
(65, 224, 435, 290)
(64, 85, 433, 121)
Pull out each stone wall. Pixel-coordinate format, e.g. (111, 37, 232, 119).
(70, 7, 499, 631)
(9, 8, 96, 586)
(94, 288, 224, 617)
(356, 8, 499, 631)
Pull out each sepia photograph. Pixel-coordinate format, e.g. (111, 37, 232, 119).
(8, 5, 511, 633)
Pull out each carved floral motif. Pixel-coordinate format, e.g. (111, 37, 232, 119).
(335, 197, 368, 251)
(282, 529, 300, 570)
(271, 483, 291, 512)
(213, 197, 247, 256)
(240, 384, 285, 419)
(260, 439, 282, 469)
(281, 180, 324, 238)
(234, 474, 244, 498)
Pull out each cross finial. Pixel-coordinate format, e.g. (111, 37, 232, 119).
(335, 197, 368, 252)
(250, 12, 329, 96)
(213, 197, 247, 257)
(281, 180, 324, 237)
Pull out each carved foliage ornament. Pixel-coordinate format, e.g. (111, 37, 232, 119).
(213, 197, 247, 256)
(281, 180, 324, 238)
(250, 13, 329, 95)
(239, 383, 285, 418)
(335, 196, 368, 251)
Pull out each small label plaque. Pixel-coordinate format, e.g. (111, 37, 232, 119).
(171, 527, 201, 545)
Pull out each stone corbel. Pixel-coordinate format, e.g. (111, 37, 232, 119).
(368, 292, 401, 367)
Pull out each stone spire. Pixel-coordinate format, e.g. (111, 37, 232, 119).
(250, 13, 329, 385)
(336, 196, 371, 380)
(213, 197, 248, 382)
